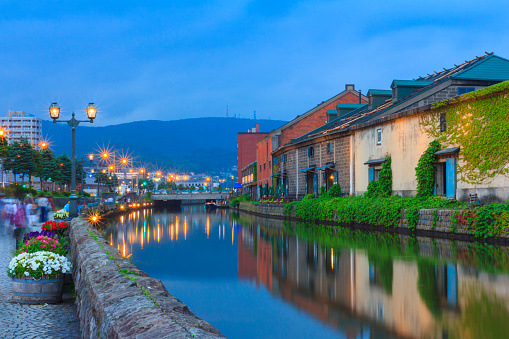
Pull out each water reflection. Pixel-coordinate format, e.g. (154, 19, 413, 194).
(104, 207, 509, 339)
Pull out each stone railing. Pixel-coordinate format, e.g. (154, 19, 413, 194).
(70, 219, 225, 338)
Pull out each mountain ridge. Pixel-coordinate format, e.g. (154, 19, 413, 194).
(42, 117, 286, 173)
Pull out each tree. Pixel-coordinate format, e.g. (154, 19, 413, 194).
(0, 136, 9, 183)
(55, 154, 72, 190)
(14, 137, 36, 186)
(39, 149, 58, 191)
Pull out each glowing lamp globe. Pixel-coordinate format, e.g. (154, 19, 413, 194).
(49, 102, 60, 120)
(86, 103, 97, 120)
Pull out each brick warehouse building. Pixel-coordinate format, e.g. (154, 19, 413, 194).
(237, 123, 268, 183)
(257, 84, 367, 197)
(273, 53, 509, 200)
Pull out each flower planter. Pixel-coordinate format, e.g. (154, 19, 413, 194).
(12, 274, 65, 304)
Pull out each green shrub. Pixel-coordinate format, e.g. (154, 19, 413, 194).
(61, 191, 71, 197)
(327, 184, 341, 198)
(320, 186, 325, 196)
(287, 194, 466, 227)
(51, 191, 61, 197)
(144, 192, 152, 201)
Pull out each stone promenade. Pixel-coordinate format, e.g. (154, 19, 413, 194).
(0, 232, 80, 339)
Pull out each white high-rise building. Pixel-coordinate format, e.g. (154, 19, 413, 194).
(0, 111, 43, 146)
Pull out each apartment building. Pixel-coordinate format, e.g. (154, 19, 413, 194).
(0, 111, 43, 146)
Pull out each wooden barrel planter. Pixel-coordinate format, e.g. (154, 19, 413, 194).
(12, 274, 65, 304)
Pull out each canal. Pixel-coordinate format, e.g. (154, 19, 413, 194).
(104, 206, 509, 339)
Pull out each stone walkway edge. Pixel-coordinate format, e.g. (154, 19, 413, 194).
(70, 218, 225, 338)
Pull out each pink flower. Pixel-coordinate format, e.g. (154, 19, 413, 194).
(41, 245, 46, 248)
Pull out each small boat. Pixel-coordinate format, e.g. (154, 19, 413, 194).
(205, 201, 218, 210)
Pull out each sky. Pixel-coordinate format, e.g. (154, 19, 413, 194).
(1, 0, 509, 126)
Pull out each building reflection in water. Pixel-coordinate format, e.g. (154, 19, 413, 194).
(104, 208, 509, 339)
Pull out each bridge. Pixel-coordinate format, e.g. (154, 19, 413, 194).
(152, 192, 230, 208)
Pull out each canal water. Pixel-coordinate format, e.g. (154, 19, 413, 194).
(104, 206, 509, 339)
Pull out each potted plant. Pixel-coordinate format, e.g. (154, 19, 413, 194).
(41, 220, 69, 237)
(7, 251, 72, 304)
(53, 209, 68, 220)
(17, 232, 67, 257)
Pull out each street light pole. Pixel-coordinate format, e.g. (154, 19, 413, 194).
(49, 103, 97, 219)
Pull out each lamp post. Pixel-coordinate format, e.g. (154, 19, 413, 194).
(49, 102, 97, 218)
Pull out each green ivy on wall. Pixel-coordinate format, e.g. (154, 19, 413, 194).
(420, 81, 509, 184)
(252, 162, 257, 182)
(366, 156, 392, 198)
(415, 141, 441, 197)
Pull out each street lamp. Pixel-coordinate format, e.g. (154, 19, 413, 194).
(49, 102, 97, 219)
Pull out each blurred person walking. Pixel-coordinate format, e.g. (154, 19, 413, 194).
(13, 201, 27, 249)
(37, 195, 49, 223)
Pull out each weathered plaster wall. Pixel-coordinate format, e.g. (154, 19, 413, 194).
(353, 111, 509, 202)
(70, 218, 224, 339)
(353, 113, 432, 196)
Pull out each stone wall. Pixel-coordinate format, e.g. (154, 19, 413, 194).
(237, 202, 509, 241)
(238, 202, 285, 218)
(70, 219, 224, 339)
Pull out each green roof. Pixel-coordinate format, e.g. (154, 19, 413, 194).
(367, 89, 392, 96)
(452, 55, 509, 81)
(336, 103, 365, 109)
(327, 110, 337, 115)
(390, 80, 434, 88)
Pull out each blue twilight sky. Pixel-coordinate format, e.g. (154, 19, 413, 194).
(1, 0, 509, 126)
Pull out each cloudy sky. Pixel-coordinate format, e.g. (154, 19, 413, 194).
(1, 0, 508, 126)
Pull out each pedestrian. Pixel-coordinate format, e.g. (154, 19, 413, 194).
(37, 195, 49, 223)
(24, 198, 36, 230)
(13, 202, 27, 250)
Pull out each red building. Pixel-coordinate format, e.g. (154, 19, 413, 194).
(257, 85, 367, 196)
(237, 123, 267, 183)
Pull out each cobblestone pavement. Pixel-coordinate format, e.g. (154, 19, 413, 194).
(0, 227, 81, 339)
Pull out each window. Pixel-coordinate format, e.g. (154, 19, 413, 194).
(281, 154, 286, 162)
(273, 157, 278, 165)
(326, 142, 333, 153)
(440, 113, 447, 132)
(376, 129, 382, 145)
(260, 165, 262, 172)
(263, 163, 266, 170)
(308, 147, 314, 157)
(457, 87, 475, 96)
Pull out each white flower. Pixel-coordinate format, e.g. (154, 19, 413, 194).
(24, 272, 29, 276)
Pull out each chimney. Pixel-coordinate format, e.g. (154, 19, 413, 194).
(255, 123, 260, 133)
(358, 90, 362, 104)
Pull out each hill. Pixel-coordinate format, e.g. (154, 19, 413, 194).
(42, 118, 286, 173)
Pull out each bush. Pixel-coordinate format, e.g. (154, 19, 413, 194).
(230, 193, 250, 207)
(83, 192, 91, 198)
(144, 192, 152, 201)
(327, 184, 341, 198)
(284, 194, 466, 227)
(61, 191, 71, 197)
(51, 191, 61, 197)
